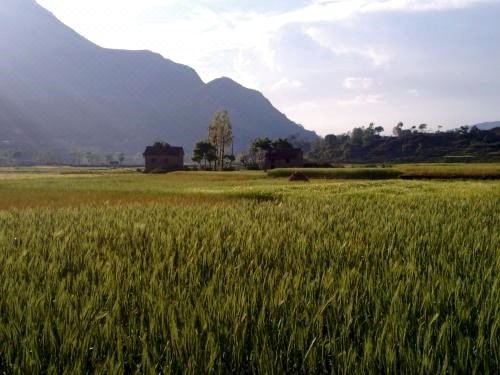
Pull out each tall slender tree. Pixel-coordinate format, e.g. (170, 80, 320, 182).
(208, 110, 233, 171)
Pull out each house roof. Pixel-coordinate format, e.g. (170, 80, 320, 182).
(143, 143, 184, 156)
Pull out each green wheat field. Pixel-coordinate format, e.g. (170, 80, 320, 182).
(0, 166, 499, 373)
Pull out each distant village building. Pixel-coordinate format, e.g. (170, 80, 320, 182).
(258, 148, 304, 170)
(143, 142, 184, 173)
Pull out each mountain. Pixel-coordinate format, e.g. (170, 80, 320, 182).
(0, 0, 315, 163)
(471, 121, 500, 131)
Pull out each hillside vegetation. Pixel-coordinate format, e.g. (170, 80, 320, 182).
(303, 124, 500, 164)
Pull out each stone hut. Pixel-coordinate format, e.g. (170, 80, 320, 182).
(143, 142, 184, 173)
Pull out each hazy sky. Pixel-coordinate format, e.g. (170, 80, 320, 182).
(36, 0, 500, 135)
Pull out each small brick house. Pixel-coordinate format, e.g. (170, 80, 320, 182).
(143, 142, 184, 173)
(258, 148, 304, 170)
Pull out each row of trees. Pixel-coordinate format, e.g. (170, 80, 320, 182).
(70, 151, 126, 166)
(0, 148, 133, 167)
(0, 148, 64, 166)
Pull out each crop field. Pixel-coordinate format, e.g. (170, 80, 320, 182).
(0, 167, 499, 373)
(268, 163, 500, 180)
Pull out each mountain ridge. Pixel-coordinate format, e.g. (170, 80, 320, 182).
(0, 0, 316, 163)
(471, 121, 500, 131)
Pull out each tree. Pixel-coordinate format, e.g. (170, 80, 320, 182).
(272, 138, 293, 150)
(324, 134, 338, 147)
(288, 134, 313, 153)
(362, 123, 378, 145)
(85, 152, 93, 165)
(251, 137, 272, 153)
(469, 126, 481, 137)
(351, 127, 364, 146)
(242, 138, 271, 168)
(208, 110, 233, 171)
(225, 154, 236, 168)
(192, 141, 217, 169)
(70, 150, 83, 165)
(85, 152, 101, 165)
(418, 123, 428, 132)
(457, 126, 470, 135)
(105, 154, 114, 165)
(192, 151, 203, 166)
(117, 153, 125, 165)
(393, 122, 404, 137)
(206, 148, 217, 169)
(245, 137, 296, 169)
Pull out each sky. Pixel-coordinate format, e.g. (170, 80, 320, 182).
(36, 0, 500, 135)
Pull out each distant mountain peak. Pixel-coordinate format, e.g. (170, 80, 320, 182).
(472, 121, 500, 130)
(0, 0, 316, 162)
(209, 76, 242, 85)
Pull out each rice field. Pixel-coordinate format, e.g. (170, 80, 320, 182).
(0, 167, 499, 373)
(268, 163, 500, 180)
(267, 168, 402, 179)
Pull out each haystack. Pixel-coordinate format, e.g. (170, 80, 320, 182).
(289, 171, 309, 182)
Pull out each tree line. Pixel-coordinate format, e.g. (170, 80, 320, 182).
(0, 148, 136, 167)
(301, 123, 500, 164)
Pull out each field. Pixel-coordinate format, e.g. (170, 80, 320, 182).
(268, 163, 500, 180)
(0, 166, 499, 373)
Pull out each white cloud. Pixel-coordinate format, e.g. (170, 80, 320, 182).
(271, 78, 303, 91)
(304, 27, 393, 67)
(407, 89, 421, 97)
(35, 0, 499, 134)
(37, 0, 490, 81)
(343, 77, 374, 89)
(359, 0, 493, 12)
(337, 94, 384, 106)
(287, 100, 322, 111)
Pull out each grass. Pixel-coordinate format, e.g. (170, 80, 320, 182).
(268, 163, 500, 180)
(399, 163, 500, 179)
(0, 170, 273, 210)
(268, 168, 402, 179)
(0, 167, 499, 373)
